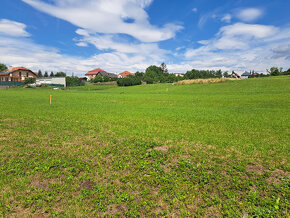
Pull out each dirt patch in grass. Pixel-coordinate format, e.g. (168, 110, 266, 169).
(246, 164, 266, 175)
(80, 180, 96, 190)
(154, 146, 169, 153)
(272, 169, 290, 178)
(267, 169, 290, 185)
(106, 204, 128, 215)
(204, 206, 222, 217)
(31, 179, 49, 190)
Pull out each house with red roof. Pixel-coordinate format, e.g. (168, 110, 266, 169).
(0, 66, 37, 82)
(118, 71, 134, 78)
(85, 68, 117, 81)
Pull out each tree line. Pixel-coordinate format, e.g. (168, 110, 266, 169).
(37, 70, 67, 78)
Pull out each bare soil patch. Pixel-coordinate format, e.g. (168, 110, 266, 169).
(154, 146, 169, 153)
(80, 180, 96, 190)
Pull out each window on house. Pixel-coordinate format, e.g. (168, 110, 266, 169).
(27, 72, 29, 77)
(19, 72, 21, 77)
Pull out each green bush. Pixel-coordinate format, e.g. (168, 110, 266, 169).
(92, 76, 103, 83)
(24, 78, 35, 84)
(66, 76, 84, 87)
(117, 76, 141, 86)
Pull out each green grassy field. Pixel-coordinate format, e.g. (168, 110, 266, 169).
(0, 76, 289, 217)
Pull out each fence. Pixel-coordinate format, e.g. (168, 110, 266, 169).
(0, 81, 24, 86)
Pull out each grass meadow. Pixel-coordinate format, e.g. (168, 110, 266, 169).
(0, 76, 289, 216)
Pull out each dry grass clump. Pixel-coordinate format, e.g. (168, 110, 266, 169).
(173, 78, 239, 85)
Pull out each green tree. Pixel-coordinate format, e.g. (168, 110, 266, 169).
(66, 76, 84, 87)
(92, 75, 103, 83)
(38, 70, 43, 77)
(144, 65, 162, 83)
(267, 67, 279, 76)
(103, 75, 110, 82)
(24, 78, 35, 84)
(50, 71, 54, 77)
(55, 72, 66, 77)
(44, 71, 48, 77)
(0, 63, 7, 72)
(167, 74, 178, 83)
(215, 69, 222, 78)
(223, 71, 229, 78)
(135, 71, 144, 79)
(160, 62, 168, 75)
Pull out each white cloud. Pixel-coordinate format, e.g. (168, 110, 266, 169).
(0, 19, 30, 37)
(221, 14, 231, 23)
(237, 8, 263, 22)
(0, 32, 164, 75)
(219, 23, 277, 39)
(74, 29, 166, 57)
(183, 23, 289, 73)
(22, 0, 182, 42)
(192, 8, 198, 13)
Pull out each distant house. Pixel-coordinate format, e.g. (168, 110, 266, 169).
(0, 66, 37, 82)
(231, 72, 241, 79)
(252, 73, 260, 77)
(36, 77, 66, 87)
(79, 77, 88, 81)
(174, 73, 185, 77)
(241, 71, 252, 79)
(118, 71, 134, 78)
(85, 68, 117, 81)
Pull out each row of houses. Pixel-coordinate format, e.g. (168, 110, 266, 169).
(0, 66, 135, 82)
(83, 68, 134, 81)
(0, 66, 261, 84)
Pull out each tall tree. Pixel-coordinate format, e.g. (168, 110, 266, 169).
(0, 63, 7, 72)
(267, 67, 279, 76)
(50, 71, 54, 77)
(55, 72, 66, 77)
(44, 71, 48, 77)
(160, 62, 168, 75)
(38, 70, 43, 77)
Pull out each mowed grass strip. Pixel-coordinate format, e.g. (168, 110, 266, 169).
(0, 76, 289, 216)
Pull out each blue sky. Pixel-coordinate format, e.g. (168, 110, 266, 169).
(0, 0, 289, 75)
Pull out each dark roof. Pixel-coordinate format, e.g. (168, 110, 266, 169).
(241, 72, 252, 76)
(0, 72, 10, 76)
(107, 72, 117, 78)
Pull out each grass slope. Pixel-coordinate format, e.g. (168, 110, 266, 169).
(0, 76, 289, 216)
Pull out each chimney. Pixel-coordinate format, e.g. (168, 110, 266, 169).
(8, 66, 13, 71)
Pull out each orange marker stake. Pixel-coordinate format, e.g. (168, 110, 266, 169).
(50, 95, 52, 106)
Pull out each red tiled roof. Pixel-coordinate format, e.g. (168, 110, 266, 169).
(119, 71, 134, 77)
(1, 66, 37, 76)
(85, 68, 106, 75)
(7, 67, 31, 72)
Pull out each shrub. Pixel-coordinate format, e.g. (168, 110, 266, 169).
(117, 77, 141, 86)
(24, 78, 35, 84)
(66, 76, 85, 87)
(103, 75, 110, 82)
(92, 76, 103, 83)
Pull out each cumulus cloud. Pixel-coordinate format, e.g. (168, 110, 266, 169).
(237, 8, 263, 22)
(0, 19, 30, 37)
(74, 29, 167, 56)
(0, 33, 164, 74)
(22, 0, 182, 42)
(183, 23, 289, 73)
